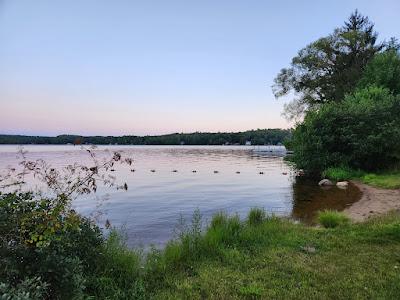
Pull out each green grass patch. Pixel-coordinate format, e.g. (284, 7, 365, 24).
(322, 166, 400, 189)
(317, 210, 350, 228)
(322, 166, 365, 181)
(150, 211, 400, 299)
(361, 172, 400, 189)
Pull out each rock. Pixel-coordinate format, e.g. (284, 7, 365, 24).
(336, 181, 349, 188)
(318, 179, 334, 186)
(301, 246, 316, 254)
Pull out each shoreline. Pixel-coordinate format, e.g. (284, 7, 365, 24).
(344, 180, 400, 222)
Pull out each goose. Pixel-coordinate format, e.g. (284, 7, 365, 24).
(151, 169, 156, 173)
(214, 170, 219, 174)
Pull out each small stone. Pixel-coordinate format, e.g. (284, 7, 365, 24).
(301, 246, 316, 254)
(318, 179, 334, 186)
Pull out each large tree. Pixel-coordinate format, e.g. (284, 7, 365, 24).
(273, 11, 384, 120)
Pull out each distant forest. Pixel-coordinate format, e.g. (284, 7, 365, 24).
(0, 129, 291, 145)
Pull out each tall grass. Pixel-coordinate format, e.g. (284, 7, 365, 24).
(317, 210, 350, 228)
(247, 207, 266, 226)
(87, 229, 146, 299)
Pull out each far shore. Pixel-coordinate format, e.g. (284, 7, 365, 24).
(345, 181, 400, 222)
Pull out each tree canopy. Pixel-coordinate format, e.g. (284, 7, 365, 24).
(279, 11, 400, 173)
(273, 10, 385, 120)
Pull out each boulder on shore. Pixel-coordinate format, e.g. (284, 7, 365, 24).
(318, 179, 334, 186)
(337, 181, 349, 188)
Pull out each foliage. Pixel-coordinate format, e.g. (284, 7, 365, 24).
(0, 277, 48, 300)
(317, 210, 350, 228)
(0, 129, 292, 146)
(273, 10, 384, 120)
(358, 50, 400, 95)
(361, 172, 400, 189)
(290, 86, 400, 172)
(0, 192, 104, 299)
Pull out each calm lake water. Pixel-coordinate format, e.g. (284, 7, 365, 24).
(0, 145, 361, 247)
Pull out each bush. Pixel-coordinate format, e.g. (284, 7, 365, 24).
(291, 86, 400, 172)
(0, 277, 48, 300)
(318, 210, 350, 228)
(247, 208, 266, 226)
(0, 193, 104, 299)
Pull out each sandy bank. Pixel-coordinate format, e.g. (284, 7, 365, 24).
(345, 181, 400, 222)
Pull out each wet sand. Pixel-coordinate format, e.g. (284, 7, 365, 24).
(345, 181, 400, 222)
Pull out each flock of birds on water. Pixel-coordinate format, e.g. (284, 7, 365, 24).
(118, 169, 289, 175)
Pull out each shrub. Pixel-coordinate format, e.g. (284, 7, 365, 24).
(291, 86, 400, 172)
(247, 208, 266, 226)
(0, 193, 104, 299)
(0, 277, 48, 300)
(318, 210, 350, 228)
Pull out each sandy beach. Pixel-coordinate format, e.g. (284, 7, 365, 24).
(345, 181, 400, 222)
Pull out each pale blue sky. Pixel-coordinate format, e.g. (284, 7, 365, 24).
(0, 0, 399, 136)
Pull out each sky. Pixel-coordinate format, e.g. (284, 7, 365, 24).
(0, 0, 399, 136)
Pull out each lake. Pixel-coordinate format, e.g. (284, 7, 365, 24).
(0, 145, 361, 247)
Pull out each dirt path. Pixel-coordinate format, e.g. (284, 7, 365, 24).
(344, 181, 400, 222)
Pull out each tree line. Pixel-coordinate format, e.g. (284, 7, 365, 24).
(0, 129, 291, 146)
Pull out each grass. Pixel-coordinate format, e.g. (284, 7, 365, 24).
(317, 210, 350, 228)
(361, 172, 400, 189)
(322, 166, 365, 181)
(91, 209, 400, 299)
(322, 166, 400, 189)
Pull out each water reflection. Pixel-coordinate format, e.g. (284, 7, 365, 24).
(291, 176, 362, 224)
(0, 145, 362, 247)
